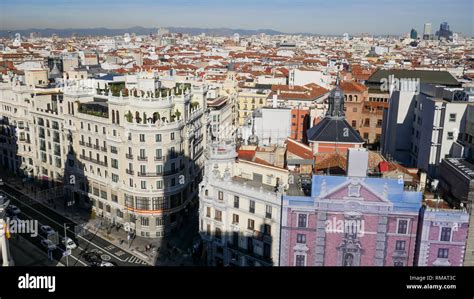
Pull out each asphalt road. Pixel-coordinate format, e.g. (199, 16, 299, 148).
(1, 184, 149, 267)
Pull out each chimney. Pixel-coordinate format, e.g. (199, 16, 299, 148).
(347, 148, 368, 177)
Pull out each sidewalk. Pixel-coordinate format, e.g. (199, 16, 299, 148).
(0, 167, 203, 266)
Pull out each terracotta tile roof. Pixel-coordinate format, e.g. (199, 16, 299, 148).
(340, 81, 367, 93)
(286, 138, 313, 159)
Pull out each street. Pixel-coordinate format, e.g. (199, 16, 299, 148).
(1, 183, 149, 267)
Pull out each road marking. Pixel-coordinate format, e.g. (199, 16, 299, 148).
(2, 187, 146, 264)
(105, 245, 115, 251)
(115, 250, 126, 257)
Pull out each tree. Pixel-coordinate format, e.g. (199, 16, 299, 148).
(125, 111, 133, 123)
(175, 109, 181, 120)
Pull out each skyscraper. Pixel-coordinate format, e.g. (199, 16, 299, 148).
(410, 28, 417, 39)
(423, 23, 432, 40)
(436, 22, 453, 40)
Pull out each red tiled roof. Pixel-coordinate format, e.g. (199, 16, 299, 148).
(286, 138, 313, 159)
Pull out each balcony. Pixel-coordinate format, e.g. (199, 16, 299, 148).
(80, 155, 108, 167)
(126, 154, 133, 159)
(126, 169, 134, 175)
(137, 172, 159, 177)
(137, 156, 148, 161)
(154, 156, 163, 161)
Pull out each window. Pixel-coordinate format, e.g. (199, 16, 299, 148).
(397, 219, 408, 234)
(394, 261, 404, 266)
(295, 255, 305, 266)
(215, 210, 222, 221)
(218, 191, 223, 201)
(234, 196, 239, 208)
(156, 217, 165, 226)
(139, 134, 145, 142)
(156, 180, 163, 189)
(141, 181, 147, 189)
(141, 217, 149, 227)
(248, 219, 255, 230)
(265, 205, 272, 219)
(170, 132, 175, 140)
(232, 214, 239, 224)
(440, 227, 452, 242)
(449, 113, 456, 122)
(438, 248, 449, 258)
(156, 165, 163, 174)
(447, 132, 454, 140)
(155, 148, 162, 159)
(263, 224, 271, 236)
(249, 200, 255, 213)
(298, 214, 307, 228)
(155, 134, 162, 142)
(351, 120, 357, 127)
(352, 107, 357, 112)
(215, 228, 222, 240)
(111, 158, 118, 169)
(206, 224, 211, 236)
(296, 234, 306, 244)
(111, 174, 119, 183)
(395, 240, 406, 251)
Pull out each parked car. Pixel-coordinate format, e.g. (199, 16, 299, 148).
(62, 237, 77, 250)
(40, 225, 56, 236)
(40, 239, 57, 251)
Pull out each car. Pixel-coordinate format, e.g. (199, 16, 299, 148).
(61, 237, 77, 250)
(40, 239, 57, 250)
(81, 251, 102, 266)
(8, 205, 21, 216)
(40, 225, 56, 236)
(99, 261, 116, 267)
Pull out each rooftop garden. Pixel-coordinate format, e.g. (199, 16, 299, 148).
(96, 82, 192, 98)
(77, 101, 109, 118)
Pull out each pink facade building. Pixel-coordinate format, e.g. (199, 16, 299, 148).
(416, 204, 469, 266)
(280, 174, 423, 266)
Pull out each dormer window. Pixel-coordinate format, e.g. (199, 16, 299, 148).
(348, 184, 360, 197)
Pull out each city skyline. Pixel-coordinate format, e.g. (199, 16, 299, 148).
(0, 0, 473, 36)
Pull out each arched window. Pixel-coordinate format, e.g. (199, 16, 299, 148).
(111, 109, 115, 123)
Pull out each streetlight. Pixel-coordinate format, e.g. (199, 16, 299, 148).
(63, 222, 75, 267)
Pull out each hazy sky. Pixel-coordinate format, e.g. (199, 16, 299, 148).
(1, 0, 473, 36)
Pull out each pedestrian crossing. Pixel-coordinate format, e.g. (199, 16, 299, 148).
(125, 255, 149, 265)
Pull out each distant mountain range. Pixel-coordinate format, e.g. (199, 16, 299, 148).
(0, 26, 311, 38)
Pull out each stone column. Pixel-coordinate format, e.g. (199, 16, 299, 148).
(374, 216, 388, 266)
(314, 212, 327, 266)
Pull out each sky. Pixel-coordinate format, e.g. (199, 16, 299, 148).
(0, 0, 473, 36)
